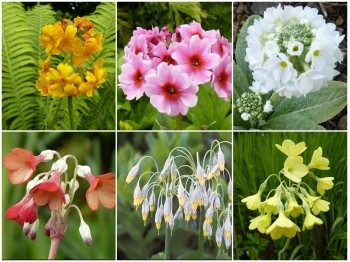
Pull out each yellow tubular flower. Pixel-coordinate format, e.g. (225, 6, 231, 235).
(275, 139, 307, 157)
(40, 24, 64, 55)
(249, 213, 271, 233)
(283, 156, 308, 183)
(262, 193, 279, 214)
(241, 192, 261, 211)
(266, 212, 301, 240)
(316, 177, 334, 195)
(308, 147, 330, 170)
(285, 197, 304, 218)
(312, 198, 330, 215)
(46, 63, 82, 97)
(302, 211, 323, 231)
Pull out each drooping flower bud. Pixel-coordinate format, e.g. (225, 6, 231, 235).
(29, 219, 39, 240)
(207, 164, 220, 180)
(177, 182, 185, 206)
(52, 158, 68, 173)
(126, 162, 140, 184)
(149, 191, 156, 212)
(228, 180, 232, 201)
(45, 218, 51, 237)
(23, 222, 32, 236)
(142, 198, 149, 225)
(216, 226, 223, 248)
(77, 165, 91, 178)
(79, 221, 92, 246)
(39, 150, 56, 161)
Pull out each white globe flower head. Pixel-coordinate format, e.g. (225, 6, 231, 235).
(245, 4, 344, 98)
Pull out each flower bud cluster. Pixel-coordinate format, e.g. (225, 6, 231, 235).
(242, 139, 334, 240)
(126, 140, 232, 249)
(245, 4, 344, 98)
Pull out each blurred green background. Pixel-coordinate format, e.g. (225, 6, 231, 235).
(117, 132, 232, 259)
(2, 132, 116, 259)
(234, 132, 347, 260)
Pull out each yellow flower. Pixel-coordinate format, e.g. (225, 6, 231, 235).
(285, 197, 304, 218)
(79, 58, 107, 97)
(35, 76, 49, 96)
(275, 139, 307, 157)
(316, 177, 334, 195)
(261, 193, 279, 214)
(46, 63, 82, 97)
(308, 147, 330, 170)
(283, 156, 308, 183)
(241, 192, 261, 210)
(59, 25, 81, 53)
(73, 32, 103, 65)
(249, 213, 271, 233)
(312, 198, 330, 215)
(266, 212, 301, 240)
(40, 24, 64, 55)
(302, 211, 323, 231)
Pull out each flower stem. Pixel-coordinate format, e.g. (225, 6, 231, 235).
(198, 206, 205, 259)
(48, 238, 61, 259)
(164, 225, 171, 259)
(68, 96, 75, 130)
(278, 238, 290, 260)
(175, 114, 183, 130)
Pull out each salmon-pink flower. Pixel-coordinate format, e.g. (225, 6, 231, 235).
(4, 148, 47, 184)
(119, 53, 153, 100)
(171, 35, 220, 84)
(144, 63, 199, 116)
(85, 172, 116, 211)
(212, 54, 232, 101)
(30, 170, 66, 211)
(6, 194, 38, 226)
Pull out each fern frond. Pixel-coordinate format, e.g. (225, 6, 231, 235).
(2, 2, 39, 130)
(77, 75, 116, 130)
(89, 2, 116, 73)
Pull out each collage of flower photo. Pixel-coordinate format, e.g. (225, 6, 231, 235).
(1, 1, 347, 261)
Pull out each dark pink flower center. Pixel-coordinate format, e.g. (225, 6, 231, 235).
(218, 71, 228, 86)
(189, 54, 203, 70)
(133, 70, 144, 87)
(161, 82, 180, 100)
(163, 55, 176, 65)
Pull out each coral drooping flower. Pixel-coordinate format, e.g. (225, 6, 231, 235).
(4, 148, 47, 184)
(172, 35, 220, 84)
(30, 170, 66, 211)
(212, 54, 232, 101)
(5, 194, 38, 226)
(119, 53, 153, 100)
(85, 172, 116, 211)
(144, 63, 199, 116)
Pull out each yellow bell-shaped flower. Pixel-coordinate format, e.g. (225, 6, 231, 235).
(249, 212, 271, 233)
(275, 139, 307, 157)
(266, 212, 301, 240)
(261, 193, 279, 214)
(285, 197, 304, 218)
(241, 192, 261, 210)
(283, 156, 308, 183)
(316, 177, 334, 195)
(302, 211, 323, 231)
(308, 147, 330, 170)
(312, 198, 330, 215)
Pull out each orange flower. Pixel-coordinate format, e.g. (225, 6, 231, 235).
(85, 173, 116, 211)
(72, 32, 103, 65)
(4, 148, 43, 184)
(5, 194, 38, 226)
(59, 25, 81, 53)
(79, 58, 107, 96)
(30, 171, 66, 211)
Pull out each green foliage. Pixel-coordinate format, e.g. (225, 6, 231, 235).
(2, 2, 116, 130)
(234, 132, 347, 259)
(2, 132, 115, 259)
(117, 132, 232, 259)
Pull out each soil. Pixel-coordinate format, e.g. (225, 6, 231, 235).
(234, 2, 347, 130)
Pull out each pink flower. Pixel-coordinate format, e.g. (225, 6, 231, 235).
(212, 54, 232, 101)
(144, 63, 198, 116)
(152, 42, 178, 68)
(119, 53, 153, 100)
(172, 35, 220, 84)
(4, 148, 46, 184)
(211, 31, 232, 58)
(178, 21, 217, 44)
(128, 34, 148, 58)
(6, 194, 38, 226)
(30, 170, 66, 211)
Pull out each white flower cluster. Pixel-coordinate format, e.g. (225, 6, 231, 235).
(245, 5, 344, 98)
(126, 141, 232, 250)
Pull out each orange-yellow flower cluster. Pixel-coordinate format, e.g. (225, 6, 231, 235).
(36, 17, 107, 97)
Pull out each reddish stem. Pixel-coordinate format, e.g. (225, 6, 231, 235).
(48, 238, 61, 259)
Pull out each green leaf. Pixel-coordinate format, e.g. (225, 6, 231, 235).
(331, 217, 344, 235)
(290, 244, 304, 260)
(235, 14, 260, 84)
(233, 62, 251, 98)
(262, 81, 347, 130)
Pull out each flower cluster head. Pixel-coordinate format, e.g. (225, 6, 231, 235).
(36, 17, 107, 97)
(126, 140, 232, 250)
(119, 21, 232, 116)
(5, 148, 115, 245)
(242, 139, 333, 240)
(245, 5, 344, 98)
